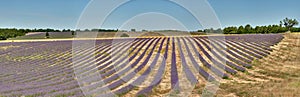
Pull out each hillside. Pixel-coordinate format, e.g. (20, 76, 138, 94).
(214, 33, 300, 97)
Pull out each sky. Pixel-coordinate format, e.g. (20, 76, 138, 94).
(0, 0, 299, 31)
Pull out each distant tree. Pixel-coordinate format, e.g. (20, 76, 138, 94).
(281, 18, 299, 32)
(223, 24, 289, 34)
(131, 29, 136, 32)
(223, 27, 237, 34)
(244, 24, 253, 33)
(197, 30, 203, 32)
(45, 32, 50, 38)
(91, 29, 99, 32)
(0, 28, 28, 40)
(291, 27, 300, 32)
(71, 31, 76, 36)
(237, 26, 244, 34)
(142, 29, 147, 32)
(280, 21, 283, 27)
(98, 29, 118, 32)
(0, 33, 7, 40)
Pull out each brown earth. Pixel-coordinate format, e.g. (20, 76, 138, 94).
(212, 33, 300, 97)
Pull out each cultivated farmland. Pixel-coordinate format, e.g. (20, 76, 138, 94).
(1, 33, 297, 97)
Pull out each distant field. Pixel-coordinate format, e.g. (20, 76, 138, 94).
(9, 32, 205, 40)
(11, 32, 74, 40)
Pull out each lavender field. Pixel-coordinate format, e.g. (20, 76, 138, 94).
(0, 34, 285, 96)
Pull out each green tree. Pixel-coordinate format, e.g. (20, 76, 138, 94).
(131, 29, 136, 32)
(281, 18, 299, 32)
(71, 31, 76, 36)
(237, 26, 244, 34)
(197, 30, 203, 32)
(0, 28, 28, 40)
(223, 27, 238, 34)
(244, 24, 253, 33)
(45, 32, 50, 38)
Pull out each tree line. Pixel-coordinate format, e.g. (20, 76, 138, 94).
(0, 28, 120, 40)
(204, 18, 299, 34)
(0, 29, 27, 40)
(0, 28, 67, 40)
(1, 18, 298, 40)
(223, 24, 290, 34)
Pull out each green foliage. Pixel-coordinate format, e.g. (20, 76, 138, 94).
(222, 18, 299, 34)
(291, 27, 300, 32)
(137, 94, 147, 97)
(237, 26, 245, 34)
(71, 31, 75, 36)
(62, 29, 71, 32)
(0, 28, 27, 40)
(197, 30, 203, 32)
(98, 29, 118, 32)
(131, 29, 136, 32)
(223, 27, 238, 34)
(33, 28, 61, 32)
(223, 24, 289, 34)
(281, 17, 299, 31)
(0, 28, 65, 40)
(45, 32, 50, 38)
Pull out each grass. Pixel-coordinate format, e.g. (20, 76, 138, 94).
(213, 33, 300, 97)
(116, 91, 130, 97)
(201, 89, 215, 97)
(218, 79, 300, 97)
(288, 81, 300, 87)
(137, 94, 147, 97)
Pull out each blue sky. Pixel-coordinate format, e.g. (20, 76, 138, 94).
(210, 0, 300, 28)
(0, 0, 299, 30)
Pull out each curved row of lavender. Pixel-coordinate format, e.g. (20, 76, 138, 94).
(0, 34, 283, 96)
